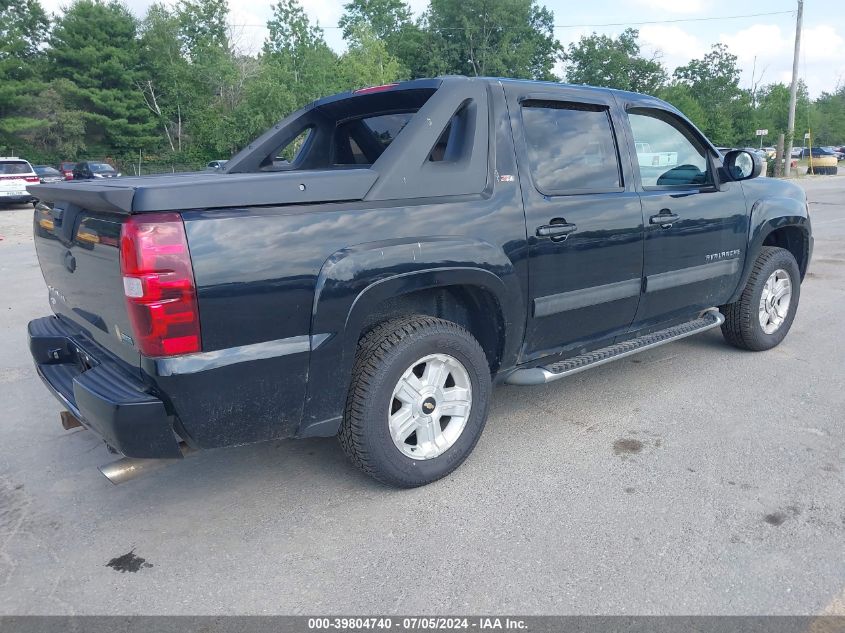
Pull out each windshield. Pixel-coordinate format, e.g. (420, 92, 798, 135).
(35, 166, 61, 176)
(0, 161, 32, 175)
(89, 163, 115, 172)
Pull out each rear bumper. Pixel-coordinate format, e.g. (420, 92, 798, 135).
(29, 316, 183, 458)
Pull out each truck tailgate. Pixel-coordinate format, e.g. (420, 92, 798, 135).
(33, 203, 139, 369)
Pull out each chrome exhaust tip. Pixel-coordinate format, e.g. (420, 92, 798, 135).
(98, 443, 194, 485)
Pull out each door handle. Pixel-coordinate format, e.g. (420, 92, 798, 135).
(536, 222, 577, 241)
(649, 210, 679, 228)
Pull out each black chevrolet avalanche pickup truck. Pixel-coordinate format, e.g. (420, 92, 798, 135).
(27, 77, 812, 487)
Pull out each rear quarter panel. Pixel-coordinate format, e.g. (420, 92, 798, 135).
(179, 176, 528, 444)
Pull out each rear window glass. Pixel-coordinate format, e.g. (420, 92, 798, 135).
(361, 113, 413, 150)
(334, 112, 415, 165)
(521, 101, 621, 193)
(0, 161, 32, 175)
(251, 87, 437, 172)
(35, 166, 61, 176)
(89, 163, 115, 172)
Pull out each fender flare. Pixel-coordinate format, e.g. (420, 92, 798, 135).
(728, 195, 811, 304)
(297, 237, 525, 437)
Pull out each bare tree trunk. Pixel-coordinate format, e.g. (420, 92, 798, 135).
(138, 80, 175, 152)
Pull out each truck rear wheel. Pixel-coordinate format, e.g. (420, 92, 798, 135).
(339, 315, 491, 487)
(720, 246, 801, 351)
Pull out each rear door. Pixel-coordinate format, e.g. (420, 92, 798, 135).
(621, 106, 748, 330)
(505, 84, 644, 362)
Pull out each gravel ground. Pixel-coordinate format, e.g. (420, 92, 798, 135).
(0, 176, 843, 615)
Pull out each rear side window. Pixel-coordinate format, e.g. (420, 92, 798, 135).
(276, 127, 313, 164)
(521, 101, 622, 194)
(0, 161, 33, 175)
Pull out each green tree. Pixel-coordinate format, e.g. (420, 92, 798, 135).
(808, 84, 845, 145)
(339, 0, 411, 41)
(562, 28, 667, 94)
(137, 0, 263, 163)
(338, 0, 424, 79)
(658, 83, 707, 132)
(263, 0, 340, 104)
(0, 0, 50, 151)
(138, 3, 190, 153)
(339, 24, 402, 89)
(424, 0, 559, 80)
(175, 0, 228, 60)
(48, 0, 158, 156)
(18, 81, 87, 161)
(671, 43, 743, 143)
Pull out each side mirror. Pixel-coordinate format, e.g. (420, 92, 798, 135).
(723, 149, 763, 181)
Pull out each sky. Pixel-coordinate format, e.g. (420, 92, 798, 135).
(38, 0, 845, 98)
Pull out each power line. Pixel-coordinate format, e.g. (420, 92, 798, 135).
(225, 9, 796, 30)
(550, 9, 795, 29)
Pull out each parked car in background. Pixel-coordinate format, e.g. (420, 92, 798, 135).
(791, 147, 803, 158)
(206, 160, 229, 170)
(72, 161, 120, 180)
(58, 161, 76, 180)
(0, 157, 38, 206)
(821, 146, 844, 161)
(33, 165, 65, 184)
(742, 147, 767, 161)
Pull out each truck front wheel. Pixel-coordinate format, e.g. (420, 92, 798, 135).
(720, 246, 801, 351)
(339, 315, 491, 487)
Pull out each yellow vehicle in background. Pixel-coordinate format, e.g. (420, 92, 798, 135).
(800, 147, 838, 175)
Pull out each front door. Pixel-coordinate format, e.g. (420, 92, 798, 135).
(505, 85, 644, 362)
(622, 106, 749, 330)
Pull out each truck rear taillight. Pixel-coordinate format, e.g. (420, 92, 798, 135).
(119, 213, 201, 357)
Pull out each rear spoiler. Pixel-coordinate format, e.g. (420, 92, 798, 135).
(27, 169, 378, 214)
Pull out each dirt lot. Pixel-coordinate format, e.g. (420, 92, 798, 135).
(0, 176, 843, 615)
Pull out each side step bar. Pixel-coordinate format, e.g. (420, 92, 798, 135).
(506, 309, 724, 386)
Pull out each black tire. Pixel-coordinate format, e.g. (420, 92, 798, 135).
(720, 246, 801, 351)
(339, 315, 491, 488)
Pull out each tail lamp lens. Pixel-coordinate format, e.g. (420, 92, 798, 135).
(119, 213, 201, 357)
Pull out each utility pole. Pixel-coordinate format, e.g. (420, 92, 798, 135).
(784, 0, 803, 177)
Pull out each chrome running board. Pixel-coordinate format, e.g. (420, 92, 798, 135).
(505, 309, 724, 386)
